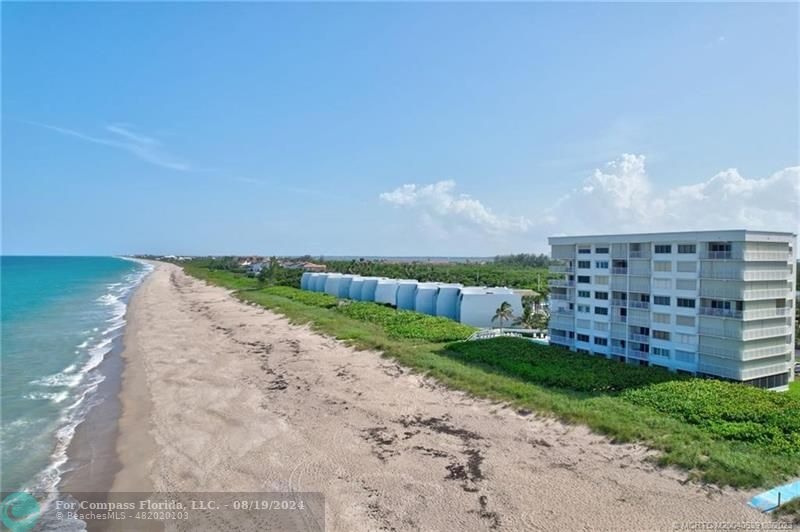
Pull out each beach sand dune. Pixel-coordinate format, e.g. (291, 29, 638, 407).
(112, 262, 768, 531)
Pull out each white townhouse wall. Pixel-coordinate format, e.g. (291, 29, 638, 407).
(548, 230, 796, 391)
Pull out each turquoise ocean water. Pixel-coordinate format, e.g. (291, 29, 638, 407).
(1, 256, 152, 494)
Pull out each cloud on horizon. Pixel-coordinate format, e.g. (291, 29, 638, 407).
(546, 154, 799, 236)
(379, 155, 799, 252)
(379, 180, 533, 237)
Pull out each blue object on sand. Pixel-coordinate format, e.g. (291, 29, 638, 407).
(749, 479, 800, 512)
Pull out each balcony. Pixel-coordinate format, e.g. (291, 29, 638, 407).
(628, 300, 650, 310)
(629, 250, 649, 259)
(552, 308, 574, 317)
(700, 268, 791, 282)
(699, 307, 742, 319)
(611, 345, 626, 356)
(611, 267, 628, 275)
(701, 343, 790, 361)
(699, 287, 790, 301)
(701, 250, 790, 262)
(629, 333, 650, 343)
(549, 264, 575, 273)
(549, 279, 575, 288)
(742, 326, 792, 341)
(549, 293, 570, 301)
(550, 336, 574, 348)
(611, 298, 628, 307)
(698, 362, 789, 381)
(742, 307, 793, 320)
(627, 350, 649, 361)
(611, 314, 627, 324)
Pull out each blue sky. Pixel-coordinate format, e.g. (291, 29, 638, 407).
(3, 2, 798, 256)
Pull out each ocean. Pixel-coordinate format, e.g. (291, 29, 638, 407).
(1, 256, 152, 495)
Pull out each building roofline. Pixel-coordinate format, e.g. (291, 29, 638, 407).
(548, 229, 796, 244)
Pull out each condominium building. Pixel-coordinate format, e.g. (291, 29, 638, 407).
(547, 230, 796, 391)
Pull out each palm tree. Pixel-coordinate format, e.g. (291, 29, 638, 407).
(491, 301, 515, 329)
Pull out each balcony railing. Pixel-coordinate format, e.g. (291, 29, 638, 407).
(700, 269, 791, 281)
(699, 287, 790, 300)
(698, 326, 739, 339)
(699, 307, 742, 319)
(701, 250, 790, 261)
(549, 265, 575, 273)
(629, 333, 650, 343)
(610, 345, 626, 356)
(550, 337, 574, 348)
(629, 251, 648, 259)
(611, 314, 627, 323)
(549, 293, 570, 301)
(611, 267, 628, 275)
(700, 343, 790, 361)
(742, 307, 792, 320)
(742, 326, 792, 341)
(611, 298, 628, 307)
(552, 308, 574, 316)
(628, 301, 650, 310)
(627, 350, 649, 361)
(549, 279, 575, 288)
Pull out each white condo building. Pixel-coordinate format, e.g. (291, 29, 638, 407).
(547, 230, 797, 391)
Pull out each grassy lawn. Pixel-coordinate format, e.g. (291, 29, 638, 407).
(182, 265, 800, 490)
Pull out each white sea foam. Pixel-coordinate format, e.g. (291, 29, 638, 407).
(24, 259, 154, 498)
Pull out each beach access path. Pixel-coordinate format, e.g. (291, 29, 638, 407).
(111, 262, 769, 531)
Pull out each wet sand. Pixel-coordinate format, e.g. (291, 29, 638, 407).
(110, 261, 769, 530)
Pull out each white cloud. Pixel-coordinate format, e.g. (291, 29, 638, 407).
(546, 154, 799, 236)
(32, 122, 191, 171)
(379, 180, 533, 236)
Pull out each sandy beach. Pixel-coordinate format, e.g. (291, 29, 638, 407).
(109, 262, 769, 531)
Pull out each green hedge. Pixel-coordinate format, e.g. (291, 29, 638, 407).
(445, 336, 686, 393)
(622, 380, 800, 454)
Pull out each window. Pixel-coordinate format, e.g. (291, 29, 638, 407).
(654, 261, 672, 272)
(709, 242, 731, 253)
(652, 330, 671, 340)
(594, 275, 609, 285)
(594, 307, 608, 315)
(595, 261, 609, 269)
(577, 333, 590, 342)
(675, 350, 695, 363)
(653, 296, 671, 306)
(676, 315, 695, 327)
(655, 244, 672, 254)
(677, 261, 696, 273)
(652, 313, 671, 324)
(675, 279, 696, 291)
(595, 247, 609, 254)
(653, 278, 672, 290)
(578, 290, 590, 298)
(593, 337, 608, 346)
(652, 347, 670, 358)
(594, 291, 608, 300)
(578, 260, 591, 269)
(578, 247, 591, 254)
(675, 333, 696, 345)
(577, 276, 591, 284)
(677, 298, 696, 308)
(577, 305, 590, 313)
(678, 244, 696, 254)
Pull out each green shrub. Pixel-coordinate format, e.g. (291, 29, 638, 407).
(444, 336, 686, 393)
(262, 286, 339, 308)
(622, 379, 800, 455)
(337, 301, 475, 342)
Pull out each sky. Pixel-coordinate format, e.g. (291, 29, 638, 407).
(3, 2, 798, 257)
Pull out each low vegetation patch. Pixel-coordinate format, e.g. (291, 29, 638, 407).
(337, 301, 476, 342)
(623, 380, 800, 455)
(261, 286, 339, 308)
(444, 337, 686, 393)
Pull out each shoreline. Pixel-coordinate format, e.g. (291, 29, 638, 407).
(58, 260, 156, 497)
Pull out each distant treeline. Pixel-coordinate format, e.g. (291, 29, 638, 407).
(493, 253, 552, 268)
(321, 259, 553, 292)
